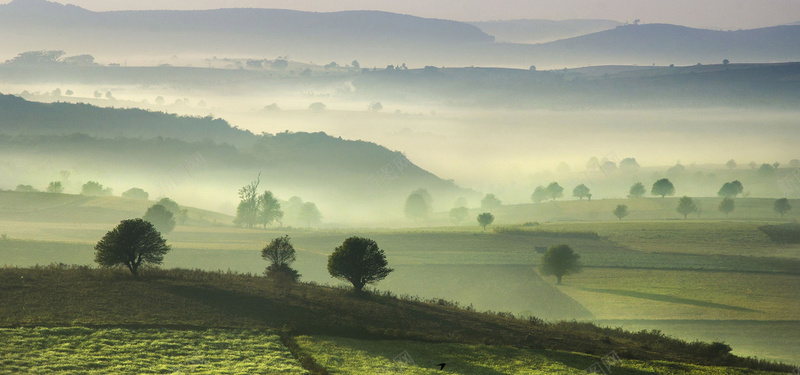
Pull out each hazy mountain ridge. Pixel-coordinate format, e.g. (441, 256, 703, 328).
(469, 19, 622, 44)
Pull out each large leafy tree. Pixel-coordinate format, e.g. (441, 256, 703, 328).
(94, 218, 170, 277)
(677, 196, 697, 219)
(539, 244, 581, 285)
(546, 182, 564, 201)
(531, 186, 548, 203)
(572, 184, 591, 200)
(327, 237, 393, 292)
(258, 191, 284, 228)
(629, 182, 646, 198)
(261, 235, 300, 283)
(717, 180, 744, 198)
(651, 178, 675, 198)
(142, 204, 176, 234)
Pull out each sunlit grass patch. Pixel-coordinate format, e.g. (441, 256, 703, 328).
(0, 327, 308, 374)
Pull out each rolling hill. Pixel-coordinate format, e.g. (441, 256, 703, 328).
(469, 19, 622, 44)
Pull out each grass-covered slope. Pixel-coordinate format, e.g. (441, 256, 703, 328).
(0, 266, 792, 372)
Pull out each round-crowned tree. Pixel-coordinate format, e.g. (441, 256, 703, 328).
(539, 244, 581, 285)
(94, 218, 171, 277)
(477, 212, 494, 231)
(613, 204, 629, 220)
(142, 204, 176, 234)
(327, 237, 393, 292)
(651, 178, 675, 198)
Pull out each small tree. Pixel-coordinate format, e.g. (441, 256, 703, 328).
(46, 181, 64, 193)
(449, 206, 468, 225)
(677, 196, 697, 219)
(531, 186, 548, 203)
(651, 178, 675, 198)
(121, 188, 149, 200)
(718, 198, 735, 219)
(546, 182, 564, 201)
(572, 184, 591, 200)
(480, 194, 502, 212)
(142, 204, 176, 234)
(613, 205, 629, 220)
(774, 198, 792, 218)
(94, 218, 171, 277)
(539, 244, 581, 285)
(629, 182, 646, 198)
(261, 235, 300, 284)
(477, 212, 494, 231)
(725, 159, 737, 169)
(327, 237, 393, 292)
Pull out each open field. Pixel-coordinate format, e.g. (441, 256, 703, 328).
(296, 335, 787, 375)
(0, 327, 307, 374)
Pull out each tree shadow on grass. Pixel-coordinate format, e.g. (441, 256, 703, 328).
(579, 288, 761, 313)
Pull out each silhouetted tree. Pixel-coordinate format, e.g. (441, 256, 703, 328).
(774, 198, 792, 218)
(531, 186, 548, 203)
(142, 204, 176, 234)
(480, 194, 502, 212)
(573, 184, 591, 200)
(613, 205, 629, 220)
(677, 196, 697, 219)
(723, 59, 730, 65)
(15, 184, 36, 192)
(46, 181, 63, 194)
(262, 235, 300, 284)
(449, 206, 468, 225)
(298, 202, 322, 227)
(651, 178, 675, 198)
(477, 212, 494, 231)
(719, 198, 734, 219)
(121, 188, 149, 200)
(94, 218, 170, 278)
(758, 163, 775, 177)
(726, 159, 737, 169)
(718, 181, 744, 198)
(546, 182, 564, 201)
(234, 175, 260, 228)
(327, 237, 393, 292)
(308, 102, 326, 112)
(258, 191, 283, 228)
(157, 197, 187, 225)
(629, 182, 646, 198)
(351, 60, 360, 69)
(539, 244, 581, 285)
(369, 102, 383, 111)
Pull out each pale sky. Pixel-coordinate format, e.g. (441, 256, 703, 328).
(27, 0, 800, 30)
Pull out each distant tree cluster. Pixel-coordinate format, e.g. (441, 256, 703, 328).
(81, 181, 113, 196)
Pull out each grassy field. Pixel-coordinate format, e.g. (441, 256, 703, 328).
(295, 336, 787, 374)
(0, 327, 307, 374)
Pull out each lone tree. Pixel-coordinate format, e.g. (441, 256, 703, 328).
(234, 174, 261, 228)
(480, 194, 502, 212)
(531, 186, 548, 203)
(774, 198, 792, 218)
(94, 218, 170, 278)
(718, 198, 735, 219)
(613, 204, 629, 220)
(726, 159, 737, 169)
(261, 235, 300, 283)
(573, 184, 591, 200)
(449, 206, 469, 225)
(539, 244, 581, 285)
(142, 204, 176, 234)
(677, 196, 697, 219)
(651, 178, 675, 198)
(629, 182, 646, 198)
(327, 237, 393, 292)
(718, 181, 744, 198)
(546, 182, 564, 201)
(477, 212, 495, 231)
